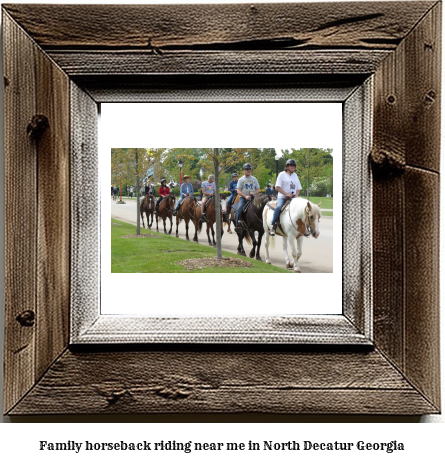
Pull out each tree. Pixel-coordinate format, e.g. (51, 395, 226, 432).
(199, 148, 252, 260)
(111, 148, 156, 233)
(253, 159, 272, 190)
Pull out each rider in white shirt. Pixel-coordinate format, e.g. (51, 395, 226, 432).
(269, 158, 302, 236)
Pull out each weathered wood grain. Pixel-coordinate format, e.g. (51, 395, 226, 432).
(34, 38, 71, 381)
(8, 349, 437, 415)
(2, 2, 435, 50)
(371, 2, 441, 412)
(404, 167, 441, 408)
(47, 50, 391, 76)
(70, 83, 99, 341)
(3, 12, 37, 414)
(405, 2, 441, 172)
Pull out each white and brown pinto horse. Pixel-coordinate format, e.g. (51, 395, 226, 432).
(262, 197, 321, 273)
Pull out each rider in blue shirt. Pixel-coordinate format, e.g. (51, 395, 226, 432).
(172, 175, 194, 216)
(225, 173, 238, 214)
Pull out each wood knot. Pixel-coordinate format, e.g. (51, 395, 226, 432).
(370, 148, 405, 177)
(154, 386, 191, 400)
(424, 42, 434, 50)
(16, 310, 35, 327)
(27, 115, 49, 140)
(95, 385, 131, 405)
(386, 94, 396, 105)
(4, 76, 10, 87)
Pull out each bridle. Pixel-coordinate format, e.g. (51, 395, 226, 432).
(287, 201, 314, 237)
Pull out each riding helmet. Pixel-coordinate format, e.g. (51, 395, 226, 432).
(243, 163, 252, 170)
(232, 173, 238, 177)
(160, 178, 166, 184)
(285, 159, 297, 166)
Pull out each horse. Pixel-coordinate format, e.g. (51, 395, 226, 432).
(262, 197, 321, 272)
(155, 194, 176, 234)
(198, 196, 224, 246)
(139, 194, 155, 229)
(230, 194, 271, 260)
(175, 195, 201, 242)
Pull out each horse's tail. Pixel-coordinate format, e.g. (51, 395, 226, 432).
(198, 219, 203, 233)
(270, 235, 275, 249)
(244, 228, 252, 245)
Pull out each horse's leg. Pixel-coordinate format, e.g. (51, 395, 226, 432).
(289, 235, 301, 273)
(140, 208, 145, 228)
(185, 220, 190, 241)
(264, 230, 271, 264)
(163, 215, 167, 234)
(168, 215, 173, 235)
(282, 236, 293, 270)
(155, 213, 159, 232)
(176, 216, 180, 238)
(211, 224, 216, 247)
(249, 229, 257, 259)
(206, 224, 212, 246)
(193, 218, 199, 243)
(256, 231, 264, 261)
(295, 235, 304, 272)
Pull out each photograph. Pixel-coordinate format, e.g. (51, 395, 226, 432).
(110, 147, 334, 274)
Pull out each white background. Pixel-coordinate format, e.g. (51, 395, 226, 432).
(101, 102, 342, 316)
(0, 0, 444, 457)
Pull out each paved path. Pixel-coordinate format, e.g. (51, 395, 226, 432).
(111, 198, 333, 273)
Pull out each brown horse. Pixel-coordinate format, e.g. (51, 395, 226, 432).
(175, 195, 201, 242)
(198, 196, 224, 246)
(155, 194, 175, 234)
(230, 194, 271, 260)
(139, 194, 155, 229)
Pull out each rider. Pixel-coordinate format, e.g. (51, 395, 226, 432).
(225, 173, 239, 214)
(265, 184, 273, 196)
(199, 174, 216, 223)
(173, 175, 194, 216)
(235, 163, 260, 232)
(144, 179, 155, 196)
(155, 179, 170, 213)
(269, 158, 302, 236)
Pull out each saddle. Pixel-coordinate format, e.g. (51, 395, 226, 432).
(267, 196, 292, 213)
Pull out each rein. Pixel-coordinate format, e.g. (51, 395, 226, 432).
(286, 200, 312, 237)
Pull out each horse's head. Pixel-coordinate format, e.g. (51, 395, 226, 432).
(253, 194, 271, 209)
(305, 201, 321, 238)
(169, 194, 176, 208)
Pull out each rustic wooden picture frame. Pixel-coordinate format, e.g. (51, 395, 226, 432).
(3, 2, 441, 415)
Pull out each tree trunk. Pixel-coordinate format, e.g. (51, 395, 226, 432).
(135, 148, 140, 235)
(213, 149, 222, 260)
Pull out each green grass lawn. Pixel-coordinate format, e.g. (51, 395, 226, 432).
(306, 196, 333, 209)
(111, 219, 289, 273)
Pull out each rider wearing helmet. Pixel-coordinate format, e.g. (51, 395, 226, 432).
(155, 179, 170, 212)
(234, 163, 260, 232)
(225, 172, 239, 214)
(269, 158, 301, 235)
